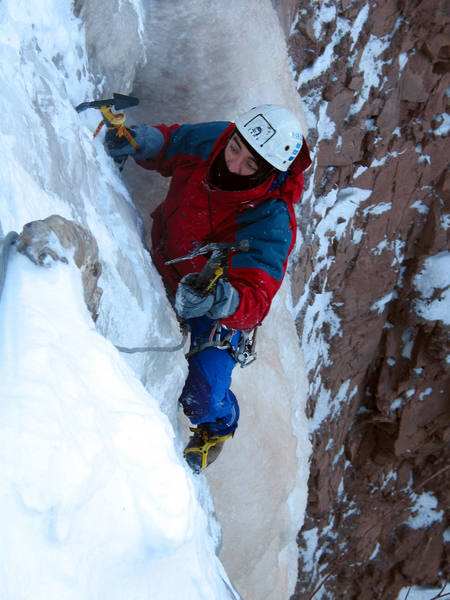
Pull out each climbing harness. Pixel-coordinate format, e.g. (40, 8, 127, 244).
(75, 93, 140, 169)
(186, 321, 259, 368)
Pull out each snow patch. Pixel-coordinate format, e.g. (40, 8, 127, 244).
(371, 156, 388, 167)
(413, 252, 450, 325)
(301, 289, 338, 373)
(411, 200, 429, 215)
(313, 2, 337, 39)
(431, 112, 450, 136)
(373, 237, 389, 256)
(318, 101, 336, 140)
(419, 388, 432, 402)
(369, 542, 380, 560)
(315, 187, 373, 256)
(301, 527, 319, 573)
(310, 380, 358, 433)
(390, 398, 403, 411)
(296, 16, 351, 87)
(349, 34, 390, 116)
(354, 165, 368, 178)
(406, 491, 444, 530)
(398, 52, 408, 70)
(371, 290, 398, 314)
(396, 584, 450, 600)
(401, 327, 416, 359)
(363, 202, 391, 216)
(350, 3, 369, 51)
(353, 228, 364, 244)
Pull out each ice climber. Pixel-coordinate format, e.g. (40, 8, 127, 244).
(105, 104, 312, 473)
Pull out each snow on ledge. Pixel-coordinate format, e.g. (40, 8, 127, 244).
(413, 252, 450, 325)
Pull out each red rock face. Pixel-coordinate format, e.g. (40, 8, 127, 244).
(288, 0, 449, 597)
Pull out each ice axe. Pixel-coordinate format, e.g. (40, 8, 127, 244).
(166, 240, 250, 295)
(75, 93, 140, 165)
(75, 93, 139, 114)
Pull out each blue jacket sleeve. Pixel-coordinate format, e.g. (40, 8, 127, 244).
(136, 122, 230, 177)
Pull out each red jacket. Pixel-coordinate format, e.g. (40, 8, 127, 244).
(136, 121, 311, 330)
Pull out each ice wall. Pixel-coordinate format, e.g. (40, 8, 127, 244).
(79, 1, 312, 598)
(75, 0, 146, 93)
(1, 0, 245, 597)
(0, 0, 185, 411)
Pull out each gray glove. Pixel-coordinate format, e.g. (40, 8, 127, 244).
(105, 125, 164, 161)
(175, 274, 239, 320)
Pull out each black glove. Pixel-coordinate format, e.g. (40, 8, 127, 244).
(175, 274, 239, 320)
(104, 125, 164, 161)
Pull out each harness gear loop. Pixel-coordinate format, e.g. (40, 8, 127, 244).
(235, 325, 259, 368)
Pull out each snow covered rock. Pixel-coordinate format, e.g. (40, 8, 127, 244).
(16, 214, 102, 320)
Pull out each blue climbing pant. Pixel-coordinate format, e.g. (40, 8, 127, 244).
(179, 316, 240, 436)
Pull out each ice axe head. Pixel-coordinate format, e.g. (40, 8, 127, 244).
(111, 93, 139, 110)
(75, 93, 139, 114)
(75, 93, 140, 171)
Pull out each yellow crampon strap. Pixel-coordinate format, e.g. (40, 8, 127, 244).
(184, 428, 232, 470)
(93, 105, 139, 149)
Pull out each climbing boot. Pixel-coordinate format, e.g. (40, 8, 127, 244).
(184, 427, 232, 474)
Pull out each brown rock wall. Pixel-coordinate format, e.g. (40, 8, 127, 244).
(288, 0, 449, 597)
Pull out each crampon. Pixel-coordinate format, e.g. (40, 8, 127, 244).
(183, 427, 232, 473)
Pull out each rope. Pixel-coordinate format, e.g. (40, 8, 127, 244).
(185, 339, 233, 360)
(114, 329, 188, 354)
(0, 231, 19, 304)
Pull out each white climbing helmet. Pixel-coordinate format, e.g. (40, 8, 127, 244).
(235, 104, 304, 171)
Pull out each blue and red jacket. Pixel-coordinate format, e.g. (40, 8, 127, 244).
(136, 121, 311, 330)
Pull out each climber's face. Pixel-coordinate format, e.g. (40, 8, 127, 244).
(224, 134, 259, 176)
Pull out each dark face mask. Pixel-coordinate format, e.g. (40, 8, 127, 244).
(209, 139, 277, 192)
